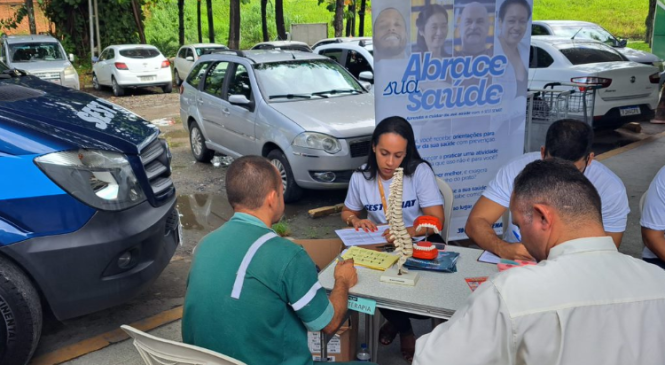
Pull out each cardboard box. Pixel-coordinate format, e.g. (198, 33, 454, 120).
(308, 324, 358, 362)
(293, 238, 344, 270)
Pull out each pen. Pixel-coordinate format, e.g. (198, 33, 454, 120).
(336, 253, 345, 264)
(512, 229, 521, 242)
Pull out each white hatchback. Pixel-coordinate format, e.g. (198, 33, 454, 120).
(173, 43, 228, 85)
(93, 44, 173, 96)
(529, 37, 660, 128)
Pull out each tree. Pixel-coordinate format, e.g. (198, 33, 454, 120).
(334, 0, 344, 37)
(178, 0, 185, 46)
(261, 0, 269, 42)
(131, 0, 146, 44)
(207, 0, 214, 42)
(358, 0, 367, 36)
(197, 0, 203, 43)
(229, 0, 240, 49)
(275, 0, 286, 40)
(345, 0, 356, 37)
(647, 0, 657, 46)
(25, 0, 36, 34)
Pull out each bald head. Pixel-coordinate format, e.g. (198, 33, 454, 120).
(374, 8, 408, 59)
(460, 2, 490, 55)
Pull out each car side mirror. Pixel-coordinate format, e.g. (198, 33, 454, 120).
(186, 56, 194, 61)
(91, 56, 99, 63)
(229, 94, 251, 106)
(360, 81, 372, 91)
(359, 71, 374, 82)
(69, 53, 75, 62)
(618, 39, 628, 47)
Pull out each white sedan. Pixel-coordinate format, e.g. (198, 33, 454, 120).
(529, 37, 659, 128)
(93, 44, 173, 96)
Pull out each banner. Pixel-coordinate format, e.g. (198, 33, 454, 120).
(372, 0, 533, 240)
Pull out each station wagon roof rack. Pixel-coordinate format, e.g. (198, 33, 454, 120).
(210, 49, 246, 58)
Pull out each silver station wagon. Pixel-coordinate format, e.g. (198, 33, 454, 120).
(179, 50, 376, 202)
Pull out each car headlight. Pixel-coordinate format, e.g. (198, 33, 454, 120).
(64, 65, 77, 77)
(35, 149, 146, 211)
(293, 132, 342, 154)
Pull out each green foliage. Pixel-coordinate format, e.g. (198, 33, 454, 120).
(0, 5, 28, 31)
(144, 0, 374, 57)
(272, 220, 291, 237)
(532, 0, 648, 40)
(627, 41, 651, 52)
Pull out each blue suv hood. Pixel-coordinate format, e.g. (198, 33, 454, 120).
(0, 76, 159, 155)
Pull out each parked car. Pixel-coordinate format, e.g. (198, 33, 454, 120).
(180, 50, 375, 202)
(173, 43, 228, 85)
(312, 36, 372, 49)
(0, 34, 79, 89)
(92, 44, 173, 96)
(0, 62, 179, 365)
(529, 37, 659, 128)
(532, 21, 663, 68)
(314, 39, 374, 83)
(251, 41, 312, 52)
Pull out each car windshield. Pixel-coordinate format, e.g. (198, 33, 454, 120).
(196, 47, 228, 56)
(255, 60, 364, 102)
(119, 48, 160, 58)
(555, 42, 626, 65)
(551, 25, 619, 47)
(8, 42, 65, 63)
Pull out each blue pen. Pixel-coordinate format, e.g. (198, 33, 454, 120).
(512, 229, 521, 242)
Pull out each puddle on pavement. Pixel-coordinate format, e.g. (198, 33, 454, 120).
(177, 194, 234, 232)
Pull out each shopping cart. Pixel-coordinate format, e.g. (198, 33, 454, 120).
(525, 82, 598, 151)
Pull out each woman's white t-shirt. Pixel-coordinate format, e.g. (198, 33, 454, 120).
(344, 163, 444, 226)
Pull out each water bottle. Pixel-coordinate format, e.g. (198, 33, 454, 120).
(356, 343, 371, 361)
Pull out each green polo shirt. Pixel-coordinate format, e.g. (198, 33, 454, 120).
(182, 213, 333, 365)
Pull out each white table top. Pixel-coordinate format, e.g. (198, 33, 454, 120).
(318, 246, 499, 319)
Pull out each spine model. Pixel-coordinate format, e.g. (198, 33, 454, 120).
(385, 168, 412, 275)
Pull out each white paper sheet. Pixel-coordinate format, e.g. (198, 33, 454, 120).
(335, 225, 389, 246)
(478, 250, 501, 264)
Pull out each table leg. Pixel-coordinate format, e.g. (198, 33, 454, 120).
(320, 330, 328, 362)
(369, 310, 382, 362)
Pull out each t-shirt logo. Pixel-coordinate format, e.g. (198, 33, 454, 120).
(364, 200, 416, 212)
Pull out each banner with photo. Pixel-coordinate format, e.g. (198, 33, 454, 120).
(372, 0, 533, 240)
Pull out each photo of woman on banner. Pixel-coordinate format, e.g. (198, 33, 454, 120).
(373, 6, 409, 61)
(413, 3, 452, 59)
(495, 0, 532, 99)
(454, 0, 494, 58)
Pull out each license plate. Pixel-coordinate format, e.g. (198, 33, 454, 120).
(620, 106, 641, 117)
(46, 78, 61, 84)
(140, 76, 155, 82)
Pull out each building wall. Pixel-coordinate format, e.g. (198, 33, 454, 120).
(0, 1, 52, 35)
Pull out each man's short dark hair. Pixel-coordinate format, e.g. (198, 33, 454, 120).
(513, 159, 602, 224)
(226, 156, 281, 210)
(544, 119, 593, 161)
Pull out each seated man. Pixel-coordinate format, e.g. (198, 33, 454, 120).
(414, 159, 665, 365)
(182, 156, 371, 365)
(641, 164, 665, 270)
(466, 119, 629, 260)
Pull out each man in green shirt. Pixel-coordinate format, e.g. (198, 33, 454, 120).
(183, 156, 371, 365)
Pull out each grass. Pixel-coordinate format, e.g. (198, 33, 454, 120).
(532, 0, 648, 40)
(144, 0, 373, 57)
(272, 220, 292, 237)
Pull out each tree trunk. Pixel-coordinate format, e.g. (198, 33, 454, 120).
(131, 0, 146, 44)
(178, 0, 185, 46)
(647, 0, 657, 46)
(275, 0, 286, 40)
(206, 0, 215, 43)
(358, 0, 366, 36)
(334, 0, 344, 37)
(261, 0, 269, 42)
(24, 0, 36, 34)
(197, 0, 203, 43)
(229, 0, 240, 49)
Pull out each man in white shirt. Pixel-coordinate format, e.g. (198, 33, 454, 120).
(466, 119, 629, 260)
(641, 165, 665, 270)
(414, 159, 665, 365)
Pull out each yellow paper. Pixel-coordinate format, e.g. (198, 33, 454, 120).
(341, 246, 399, 271)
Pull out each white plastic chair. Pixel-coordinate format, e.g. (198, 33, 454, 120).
(436, 178, 454, 243)
(121, 325, 247, 365)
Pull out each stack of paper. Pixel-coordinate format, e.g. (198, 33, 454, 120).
(341, 246, 399, 271)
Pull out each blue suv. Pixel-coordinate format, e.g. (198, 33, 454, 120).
(0, 64, 179, 364)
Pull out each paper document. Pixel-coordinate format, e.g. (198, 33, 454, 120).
(341, 246, 399, 271)
(478, 250, 501, 264)
(335, 225, 389, 246)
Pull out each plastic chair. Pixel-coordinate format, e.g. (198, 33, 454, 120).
(640, 191, 647, 212)
(436, 178, 454, 243)
(120, 325, 247, 365)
